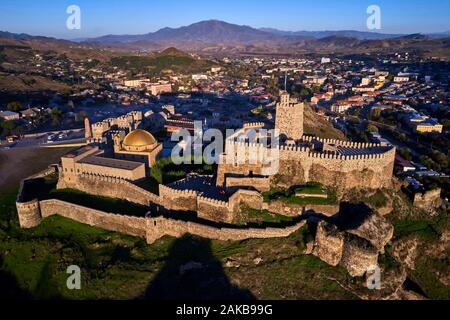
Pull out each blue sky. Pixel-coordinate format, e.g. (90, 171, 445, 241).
(0, 0, 449, 39)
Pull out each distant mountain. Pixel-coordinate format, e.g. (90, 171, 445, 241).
(428, 31, 450, 38)
(259, 28, 404, 40)
(2, 20, 449, 59)
(0, 31, 115, 61)
(87, 20, 290, 45)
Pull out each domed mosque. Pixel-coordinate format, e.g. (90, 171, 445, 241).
(114, 129, 162, 169)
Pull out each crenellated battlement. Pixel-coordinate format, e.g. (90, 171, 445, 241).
(302, 135, 381, 149)
(243, 122, 266, 129)
(79, 172, 129, 184)
(159, 184, 198, 197)
(225, 138, 394, 162)
(197, 196, 229, 208)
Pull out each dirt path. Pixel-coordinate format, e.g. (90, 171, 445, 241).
(0, 147, 75, 192)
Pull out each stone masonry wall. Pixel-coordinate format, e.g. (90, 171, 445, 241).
(16, 199, 42, 228)
(197, 196, 233, 223)
(40, 199, 147, 238)
(146, 216, 306, 244)
(18, 198, 307, 245)
(58, 173, 160, 207)
(159, 185, 198, 212)
(225, 177, 271, 192)
(218, 141, 396, 193)
(229, 189, 264, 213)
(16, 167, 57, 228)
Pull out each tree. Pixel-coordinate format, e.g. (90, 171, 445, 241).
(399, 148, 413, 161)
(420, 155, 438, 170)
(76, 111, 88, 122)
(0, 120, 24, 136)
(367, 124, 379, 133)
(313, 86, 321, 94)
(51, 108, 63, 126)
(300, 88, 311, 98)
(442, 119, 450, 130)
(7, 101, 22, 112)
(370, 108, 382, 121)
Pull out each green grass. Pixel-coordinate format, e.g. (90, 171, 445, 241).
(362, 190, 389, 209)
(237, 206, 296, 226)
(262, 183, 337, 206)
(295, 182, 327, 195)
(393, 219, 440, 241)
(411, 262, 450, 300)
(151, 157, 214, 185)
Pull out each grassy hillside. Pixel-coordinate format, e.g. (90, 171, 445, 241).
(111, 54, 215, 75)
(0, 189, 357, 300)
(303, 103, 348, 140)
(0, 73, 71, 93)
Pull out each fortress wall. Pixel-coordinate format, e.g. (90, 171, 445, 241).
(225, 177, 271, 192)
(276, 147, 396, 191)
(220, 141, 395, 191)
(77, 161, 146, 181)
(59, 173, 160, 207)
(146, 216, 306, 244)
(39, 199, 147, 238)
(16, 199, 42, 228)
(308, 148, 396, 190)
(197, 196, 233, 224)
(229, 189, 264, 212)
(159, 185, 198, 212)
(16, 167, 57, 228)
(243, 122, 266, 129)
(17, 197, 306, 244)
(267, 200, 303, 217)
(302, 136, 380, 149)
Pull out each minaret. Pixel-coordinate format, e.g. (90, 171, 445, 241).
(84, 117, 92, 140)
(275, 91, 304, 141)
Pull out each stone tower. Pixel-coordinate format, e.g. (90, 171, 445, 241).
(84, 117, 92, 139)
(275, 91, 304, 140)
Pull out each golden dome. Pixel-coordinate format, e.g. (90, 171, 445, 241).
(123, 129, 157, 147)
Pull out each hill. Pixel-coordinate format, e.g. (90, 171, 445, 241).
(88, 20, 287, 45)
(110, 51, 217, 75)
(303, 104, 347, 140)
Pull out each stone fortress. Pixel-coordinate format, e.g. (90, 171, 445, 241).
(16, 91, 397, 277)
(217, 91, 395, 193)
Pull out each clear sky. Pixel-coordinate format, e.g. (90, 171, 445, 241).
(0, 0, 449, 39)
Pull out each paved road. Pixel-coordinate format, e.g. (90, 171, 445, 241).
(1, 130, 85, 150)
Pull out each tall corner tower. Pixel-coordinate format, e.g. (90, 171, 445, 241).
(84, 117, 92, 139)
(275, 91, 304, 140)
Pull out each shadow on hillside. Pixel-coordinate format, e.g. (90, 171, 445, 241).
(140, 235, 255, 300)
(330, 202, 373, 231)
(0, 256, 31, 300)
